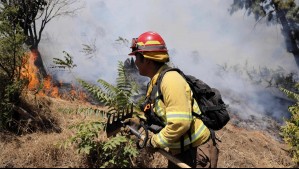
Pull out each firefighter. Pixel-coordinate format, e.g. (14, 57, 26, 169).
(125, 31, 219, 168)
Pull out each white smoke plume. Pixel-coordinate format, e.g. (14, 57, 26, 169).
(39, 0, 298, 128)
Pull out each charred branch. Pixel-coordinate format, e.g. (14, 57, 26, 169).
(11, 102, 61, 134)
(13, 104, 36, 120)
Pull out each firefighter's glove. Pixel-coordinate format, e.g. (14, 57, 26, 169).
(122, 117, 141, 134)
(146, 137, 158, 154)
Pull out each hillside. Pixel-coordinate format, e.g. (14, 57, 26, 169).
(0, 93, 295, 168)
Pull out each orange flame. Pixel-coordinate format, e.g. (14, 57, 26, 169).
(21, 51, 60, 98)
(21, 51, 87, 101)
(21, 51, 40, 91)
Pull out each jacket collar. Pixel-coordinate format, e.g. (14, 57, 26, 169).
(146, 64, 169, 97)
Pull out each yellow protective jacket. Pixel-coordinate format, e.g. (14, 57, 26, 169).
(147, 65, 211, 153)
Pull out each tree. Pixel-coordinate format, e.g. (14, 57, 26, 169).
(229, 0, 299, 67)
(0, 0, 82, 77)
(0, 4, 27, 129)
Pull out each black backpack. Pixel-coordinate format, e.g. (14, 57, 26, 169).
(152, 67, 230, 131)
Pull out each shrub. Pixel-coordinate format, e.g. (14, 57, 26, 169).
(280, 83, 299, 166)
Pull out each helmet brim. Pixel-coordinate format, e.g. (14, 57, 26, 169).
(128, 51, 136, 56)
(128, 49, 168, 56)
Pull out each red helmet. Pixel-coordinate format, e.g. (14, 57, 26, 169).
(128, 31, 168, 55)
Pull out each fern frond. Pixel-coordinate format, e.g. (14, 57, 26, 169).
(97, 79, 118, 98)
(117, 61, 132, 93)
(280, 87, 299, 101)
(78, 61, 140, 115)
(115, 61, 138, 107)
(78, 79, 115, 108)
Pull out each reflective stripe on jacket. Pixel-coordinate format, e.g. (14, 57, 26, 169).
(147, 65, 210, 151)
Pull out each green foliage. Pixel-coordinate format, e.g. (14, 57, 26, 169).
(230, 0, 299, 21)
(1, 0, 81, 49)
(0, 0, 46, 48)
(229, 0, 265, 20)
(280, 83, 299, 166)
(60, 118, 139, 167)
(0, 5, 27, 130)
(78, 61, 139, 113)
(63, 121, 105, 154)
(57, 107, 108, 118)
(229, 0, 299, 66)
(62, 60, 141, 167)
(273, 0, 299, 21)
(100, 136, 138, 168)
(52, 51, 77, 70)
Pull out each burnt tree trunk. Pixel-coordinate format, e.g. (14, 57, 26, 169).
(18, 0, 48, 78)
(31, 48, 47, 78)
(275, 8, 299, 68)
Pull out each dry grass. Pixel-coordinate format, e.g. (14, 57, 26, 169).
(217, 124, 293, 168)
(0, 131, 86, 168)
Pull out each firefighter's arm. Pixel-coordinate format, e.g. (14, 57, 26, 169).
(151, 72, 193, 148)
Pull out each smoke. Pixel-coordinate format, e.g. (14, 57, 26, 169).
(39, 0, 298, 127)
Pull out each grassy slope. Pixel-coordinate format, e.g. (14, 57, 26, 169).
(0, 93, 295, 168)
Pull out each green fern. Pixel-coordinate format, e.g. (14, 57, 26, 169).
(280, 83, 299, 166)
(79, 80, 115, 109)
(78, 61, 139, 114)
(280, 87, 299, 102)
(61, 59, 140, 167)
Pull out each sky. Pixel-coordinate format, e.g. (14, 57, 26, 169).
(38, 0, 298, 125)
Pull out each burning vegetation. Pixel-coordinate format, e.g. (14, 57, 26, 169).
(0, 50, 89, 135)
(21, 50, 87, 101)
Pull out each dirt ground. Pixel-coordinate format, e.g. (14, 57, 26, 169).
(0, 94, 296, 168)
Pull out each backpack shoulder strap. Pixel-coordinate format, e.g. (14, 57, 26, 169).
(152, 67, 184, 102)
(156, 67, 181, 83)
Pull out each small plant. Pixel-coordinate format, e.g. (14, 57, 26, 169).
(78, 61, 139, 113)
(61, 60, 141, 167)
(52, 51, 77, 71)
(59, 120, 138, 168)
(65, 121, 105, 155)
(99, 135, 138, 168)
(280, 83, 299, 166)
(80, 39, 97, 59)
